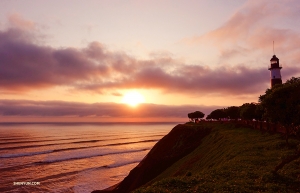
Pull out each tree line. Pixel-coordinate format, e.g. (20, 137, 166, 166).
(188, 77, 300, 142)
(188, 77, 300, 172)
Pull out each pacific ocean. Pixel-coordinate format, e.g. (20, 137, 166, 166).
(0, 122, 175, 193)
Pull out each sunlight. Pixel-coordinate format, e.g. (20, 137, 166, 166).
(122, 91, 145, 107)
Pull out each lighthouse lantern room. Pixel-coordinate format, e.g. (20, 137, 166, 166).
(268, 55, 282, 88)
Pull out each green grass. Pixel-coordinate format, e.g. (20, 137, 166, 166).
(133, 122, 300, 193)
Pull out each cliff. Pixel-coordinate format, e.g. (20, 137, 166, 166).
(93, 122, 300, 193)
(92, 123, 211, 193)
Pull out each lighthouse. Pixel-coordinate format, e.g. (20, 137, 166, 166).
(268, 55, 282, 88)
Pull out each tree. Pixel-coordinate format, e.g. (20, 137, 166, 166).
(259, 77, 300, 143)
(224, 106, 240, 120)
(254, 103, 264, 121)
(188, 111, 205, 122)
(239, 103, 257, 121)
(260, 77, 300, 173)
(206, 109, 226, 120)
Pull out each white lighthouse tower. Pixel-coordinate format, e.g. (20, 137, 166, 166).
(268, 55, 282, 88)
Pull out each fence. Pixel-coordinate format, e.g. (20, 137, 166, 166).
(208, 120, 287, 134)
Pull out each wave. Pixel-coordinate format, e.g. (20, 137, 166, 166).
(34, 148, 150, 164)
(0, 133, 115, 141)
(107, 160, 140, 168)
(71, 139, 102, 144)
(0, 150, 54, 158)
(0, 148, 148, 173)
(30, 159, 141, 184)
(0, 137, 32, 141)
(0, 153, 143, 192)
(0, 139, 158, 159)
(0, 135, 162, 151)
(0, 139, 107, 150)
(103, 139, 158, 147)
(0, 134, 125, 145)
(52, 139, 159, 152)
(0, 157, 141, 193)
(0, 143, 63, 150)
(0, 132, 133, 144)
(0, 137, 83, 145)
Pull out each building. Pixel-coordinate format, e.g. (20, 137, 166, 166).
(268, 55, 282, 88)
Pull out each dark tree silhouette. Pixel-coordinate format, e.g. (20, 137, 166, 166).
(259, 77, 300, 173)
(254, 103, 264, 121)
(259, 77, 300, 143)
(240, 103, 257, 121)
(206, 109, 226, 120)
(224, 106, 240, 120)
(188, 111, 205, 122)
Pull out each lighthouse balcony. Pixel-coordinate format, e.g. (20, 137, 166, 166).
(268, 63, 282, 70)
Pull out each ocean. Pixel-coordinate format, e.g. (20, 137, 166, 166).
(0, 122, 176, 193)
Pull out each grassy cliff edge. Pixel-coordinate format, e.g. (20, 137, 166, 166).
(93, 122, 300, 193)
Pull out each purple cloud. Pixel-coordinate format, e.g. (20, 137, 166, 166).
(1, 24, 299, 96)
(0, 99, 221, 119)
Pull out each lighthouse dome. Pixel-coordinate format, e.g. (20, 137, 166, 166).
(269, 55, 281, 69)
(270, 55, 279, 63)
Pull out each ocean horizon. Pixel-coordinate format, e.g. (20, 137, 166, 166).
(0, 122, 178, 193)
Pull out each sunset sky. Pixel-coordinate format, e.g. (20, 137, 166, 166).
(1, 0, 300, 122)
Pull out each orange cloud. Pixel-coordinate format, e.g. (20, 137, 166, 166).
(8, 13, 36, 31)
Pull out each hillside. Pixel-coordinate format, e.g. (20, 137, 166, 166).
(93, 122, 300, 193)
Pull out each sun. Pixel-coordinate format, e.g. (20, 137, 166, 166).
(122, 91, 145, 107)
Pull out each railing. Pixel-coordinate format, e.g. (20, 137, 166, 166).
(268, 63, 283, 70)
(204, 120, 286, 134)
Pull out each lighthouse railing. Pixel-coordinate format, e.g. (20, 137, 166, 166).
(268, 63, 282, 69)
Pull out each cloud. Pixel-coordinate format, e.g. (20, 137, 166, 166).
(1, 13, 300, 97)
(0, 99, 221, 119)
(184, 0, 300, 45)
(180, 0, 300, 79)
(0, 29, 109, 91)
(219, 46, 249, 61)
(182, 0, 300, 57)
(8, 13, 36, 31)
(183, 1, 268, 46)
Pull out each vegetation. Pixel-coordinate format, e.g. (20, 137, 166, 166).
(133, 122, 300, 193)
(131, 78, 300, 193)
(259, 77, 300, 143)
(205, 77, 300, 140)
(188, 111, 205, 122)
(239, 103, 263, 121)
(206, 109, 226, 120)
(203, 77, 300, 175)
(224, 106, 240, 120)
(258, 77, 300, 170)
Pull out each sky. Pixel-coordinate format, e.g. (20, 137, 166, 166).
(0, 0, 300, 122)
